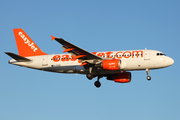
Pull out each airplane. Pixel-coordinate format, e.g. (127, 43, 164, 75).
(5, 28, 174, 88)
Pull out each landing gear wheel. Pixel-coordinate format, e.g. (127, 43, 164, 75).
(86, 73, 93, 80)
(146, 69, 151, 81)
(147, 76, 151, 81)
(94, 81, 101, 88)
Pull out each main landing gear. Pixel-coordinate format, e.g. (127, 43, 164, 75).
(86, 67, 93, 80)
(86, 73, 93, 80)
(86, 73, 102, 88)
(94, 76, 103, 88)
(146, 69, 151, 80)
(86, 67, 103, 88)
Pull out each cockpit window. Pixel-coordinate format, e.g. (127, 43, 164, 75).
(157, 53, 166, 56)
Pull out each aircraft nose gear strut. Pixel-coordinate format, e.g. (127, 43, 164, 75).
(94, 75, 103, 88)
(146, 68, 151, 80)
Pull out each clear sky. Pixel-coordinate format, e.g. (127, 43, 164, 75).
(1, 0, 180, 120)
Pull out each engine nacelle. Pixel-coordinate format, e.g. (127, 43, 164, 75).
(107, 72, 131, 83)
(96, 59, 126, 70)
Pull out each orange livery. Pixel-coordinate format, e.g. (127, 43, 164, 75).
(5, 28, 174, 88)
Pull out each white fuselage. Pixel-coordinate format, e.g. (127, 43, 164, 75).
(9, 50, 174, 75)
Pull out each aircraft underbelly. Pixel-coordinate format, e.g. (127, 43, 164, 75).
(43, 65, 87, 74)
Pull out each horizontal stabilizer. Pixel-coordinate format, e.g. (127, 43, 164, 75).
(5, 52, 31, 62)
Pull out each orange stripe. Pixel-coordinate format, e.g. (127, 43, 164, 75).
(74, 55, 87, 59)
(80, 62, 88, 66)
(63, 48, 75, 53)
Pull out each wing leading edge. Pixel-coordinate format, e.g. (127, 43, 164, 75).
(51, 36, 102, 60)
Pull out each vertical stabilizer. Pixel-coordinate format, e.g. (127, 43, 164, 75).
(13, 28, 47, 57)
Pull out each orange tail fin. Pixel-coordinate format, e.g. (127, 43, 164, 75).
(13, 28, 47, 57)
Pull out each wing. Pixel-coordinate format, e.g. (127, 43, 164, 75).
(51, 36, 102, 60)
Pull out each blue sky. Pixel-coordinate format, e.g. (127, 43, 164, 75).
(1, 0, 180, 120)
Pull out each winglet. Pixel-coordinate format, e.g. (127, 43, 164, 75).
(50, 35, 56, 40)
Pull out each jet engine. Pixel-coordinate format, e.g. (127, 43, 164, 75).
(107, 72, 131, 83)
(95, 59, 126, 70)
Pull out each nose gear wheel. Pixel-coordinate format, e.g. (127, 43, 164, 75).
(147, 76, 151, 80)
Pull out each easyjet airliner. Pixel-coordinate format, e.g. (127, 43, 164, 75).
(5, 29, 174, 88)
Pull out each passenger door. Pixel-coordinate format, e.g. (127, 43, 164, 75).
(144, 50, 150, 60)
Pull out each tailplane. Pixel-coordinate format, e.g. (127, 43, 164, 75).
(13, 28, 47, 57)
(5, 52, 31, 62)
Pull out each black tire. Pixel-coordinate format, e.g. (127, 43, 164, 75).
(86, 73, 93, 80)
(147, 76, 151, 81)
(94, 81, 101, 88)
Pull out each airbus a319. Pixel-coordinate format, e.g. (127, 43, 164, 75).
(5, 29, 174, 88)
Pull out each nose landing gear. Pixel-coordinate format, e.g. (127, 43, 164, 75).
(146, 69, 151, 80)
(147, 76, 151, 80)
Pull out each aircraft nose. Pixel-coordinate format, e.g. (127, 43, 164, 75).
(167, 57, 174, 66)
